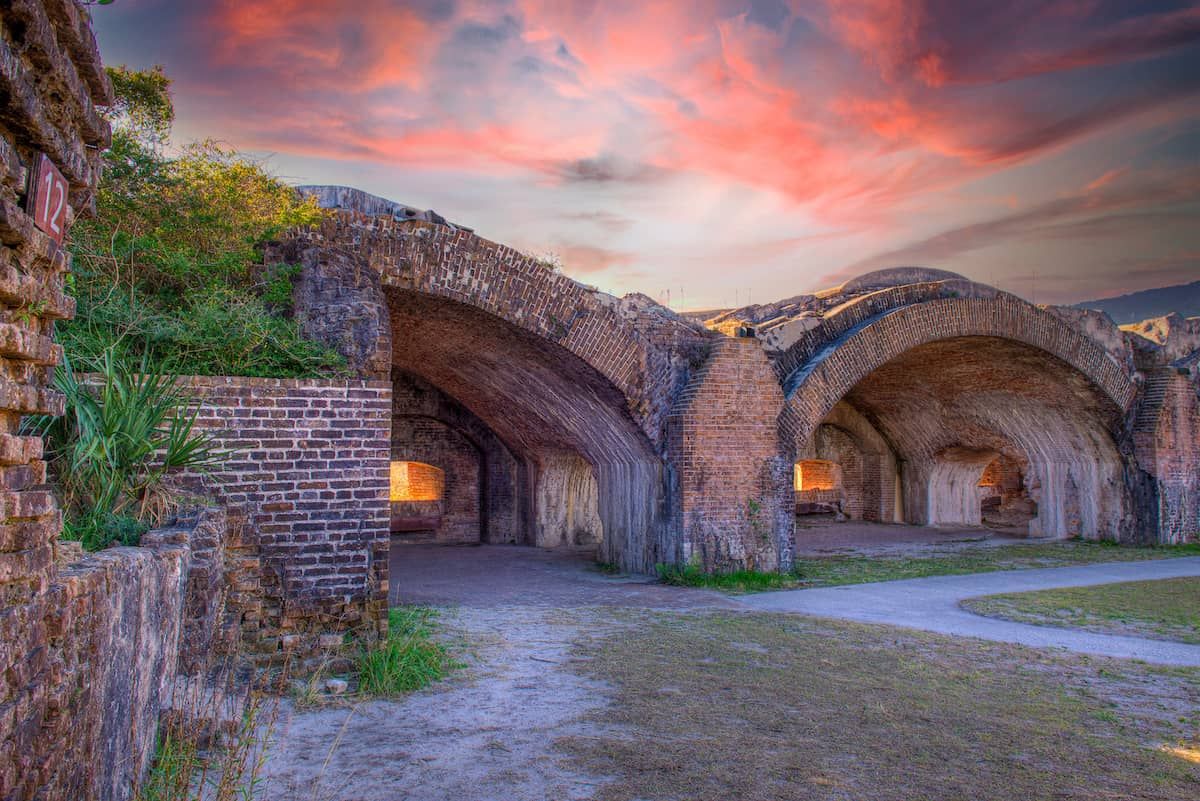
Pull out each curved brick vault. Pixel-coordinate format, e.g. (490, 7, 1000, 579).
(275, 192, 1197, 579)
(776, 289, 1143, 542)
(277, 201, 711, 571)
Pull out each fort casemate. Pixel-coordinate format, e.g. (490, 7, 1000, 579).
(245, 186, 1198, 614)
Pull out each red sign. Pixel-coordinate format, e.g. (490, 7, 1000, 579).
(28, 153, 69, 244)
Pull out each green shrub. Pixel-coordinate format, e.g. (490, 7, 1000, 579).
(357, 607, 459, 697)
(24, 351, 229, 550)
(62, 66, 343, 378)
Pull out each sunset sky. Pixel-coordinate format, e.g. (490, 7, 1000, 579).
(91, 1, 1200, 310)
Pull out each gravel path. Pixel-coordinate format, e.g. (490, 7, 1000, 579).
(737, 556, 1200, 665)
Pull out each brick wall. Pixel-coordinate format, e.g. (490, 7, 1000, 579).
(1133, 370, 1200, 543)
(667, 338, 793, 571)
(3, 508, 228, 801)
(180, 376, 392, 658)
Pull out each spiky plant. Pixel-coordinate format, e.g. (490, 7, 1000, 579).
(25, 350, 229, 549)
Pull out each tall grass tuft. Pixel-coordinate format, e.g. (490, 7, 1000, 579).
(357, 606, 459, 697)
(24, 350, 229, 550)
(656, 562, 802, 593)
(136, 659, 282, 801)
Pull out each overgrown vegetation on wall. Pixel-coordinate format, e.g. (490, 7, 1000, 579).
(25, 354, 228, 550)
(62, 66, 344, 378)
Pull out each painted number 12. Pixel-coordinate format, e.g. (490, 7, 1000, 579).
(42, 169, 64, 235)
(30, 154, 68, 244)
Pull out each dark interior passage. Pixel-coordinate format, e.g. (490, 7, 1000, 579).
(796, 337, 1129, 541)
(386, 290, 667, 569)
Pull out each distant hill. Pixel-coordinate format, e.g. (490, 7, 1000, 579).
(1073, 280, 1200, 324)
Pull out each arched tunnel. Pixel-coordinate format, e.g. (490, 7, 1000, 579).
(385, 288, 667, 571)
(793, 336, 1131, 540)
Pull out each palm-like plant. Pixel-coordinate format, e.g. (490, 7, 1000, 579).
(25, 350, 229, 549)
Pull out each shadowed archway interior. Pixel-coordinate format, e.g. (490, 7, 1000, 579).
(386, 288, 668, 570)
(801, 336, 1129, 539)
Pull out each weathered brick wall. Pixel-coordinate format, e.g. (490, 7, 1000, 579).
(1133, 370, 1200, 543)
(283, 206, 712, 450)
(4, 507, 229, 801)
(0, 2, 118, 798)
(180, 376, 392, 658)
(667, 338, 793, 571)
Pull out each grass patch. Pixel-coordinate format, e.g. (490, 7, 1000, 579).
(794, 540, 1200, 587)
(656, 562, 801, 593)
(558, 611, 1200, 800)
(963, 576, 1200, 644)
(356, 606, 460, 697)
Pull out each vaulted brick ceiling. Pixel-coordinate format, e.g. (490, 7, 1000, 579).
(387, 288, 656, 467)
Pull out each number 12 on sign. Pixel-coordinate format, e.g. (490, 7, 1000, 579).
(28, 153, 69, 244)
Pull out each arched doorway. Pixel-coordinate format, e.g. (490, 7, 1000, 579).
(387, 289, 666, 569)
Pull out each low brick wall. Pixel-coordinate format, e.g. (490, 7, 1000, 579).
(180, 376, 392, 659)
(2, 508, 228, 801)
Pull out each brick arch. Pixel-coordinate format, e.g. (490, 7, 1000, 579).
(780, 293, 1138, 449)
(293, 211, 702, 446)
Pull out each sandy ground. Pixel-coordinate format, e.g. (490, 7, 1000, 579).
(252, 543, 1199, 799)
(252, 545, 732, 801)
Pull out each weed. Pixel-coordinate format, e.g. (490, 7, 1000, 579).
(656, 562, 801, 593)
(137, 660, 283, 801)
(356, 606, 460, 697)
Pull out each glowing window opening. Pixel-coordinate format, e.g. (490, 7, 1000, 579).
(795, 460, 840, 492)
(390, 461, 445, 502)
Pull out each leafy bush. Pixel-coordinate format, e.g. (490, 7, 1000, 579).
(25, 351, 229, 550)
(61, 66, 344, 378)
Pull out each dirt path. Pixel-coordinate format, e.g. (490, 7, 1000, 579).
(253, 545, 732, 801)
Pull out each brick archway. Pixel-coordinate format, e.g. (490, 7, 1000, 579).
(779, 294, 1140, 541)
(290, 210, 704, 448)
(780, 293, 1137, 449)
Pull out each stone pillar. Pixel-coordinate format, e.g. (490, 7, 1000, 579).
(667, 338, 793, 572)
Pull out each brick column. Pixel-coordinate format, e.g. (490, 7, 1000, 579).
(667, 338, 793, 571)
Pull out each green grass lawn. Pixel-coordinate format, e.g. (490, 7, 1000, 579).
(793, 540, 1200, 587)
(658, 540, 1200, 593)
(963, 576, 1200, 644)
(558, 612, 1200, 801)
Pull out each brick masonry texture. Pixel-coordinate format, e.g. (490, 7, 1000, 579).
(2, 508, 230, 801)
(0, 3, 121, 798)
(275, 197, 1199, 577)
(179, 376, 392, 658)
(665, 339, 793, 571)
